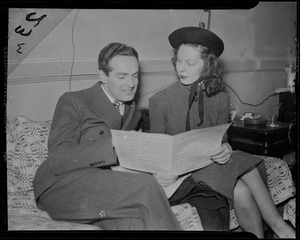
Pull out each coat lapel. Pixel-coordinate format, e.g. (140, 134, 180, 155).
(87, 82, 141, 131)
(122, 102, 141, 130)
(88, 82, 122, 130)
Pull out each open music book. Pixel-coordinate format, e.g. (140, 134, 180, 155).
(111, 123, 231, 176)
(110, 165, 191, 198)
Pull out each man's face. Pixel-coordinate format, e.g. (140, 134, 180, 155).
(101, 56, 139, 102)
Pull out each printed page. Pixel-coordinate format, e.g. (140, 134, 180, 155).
(110, 165, 148, 174)
(172, 123, 231, 175)
(111, 130, 174, 174)
(111, 165, 190, 199)
(162, 174, 191, 199)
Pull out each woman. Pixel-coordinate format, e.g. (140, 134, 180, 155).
(149, 26, 295, 238)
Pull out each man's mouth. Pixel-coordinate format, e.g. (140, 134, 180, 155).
(123, 89, 134, 94)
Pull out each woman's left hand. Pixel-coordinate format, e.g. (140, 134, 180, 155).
(210, 143, 232, 164)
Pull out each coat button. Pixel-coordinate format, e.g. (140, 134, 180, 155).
(99, 210, 106, 217)
(99, 131, 104, 135)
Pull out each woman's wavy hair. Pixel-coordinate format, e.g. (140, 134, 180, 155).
(98, 42, 139, 76)
(171, 43, 224, 96)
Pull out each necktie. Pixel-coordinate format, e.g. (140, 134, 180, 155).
(113, 100, 121, 113)
(185, 79, 204, 131)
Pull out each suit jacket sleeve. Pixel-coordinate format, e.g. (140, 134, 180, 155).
(47, 92, 116, 175)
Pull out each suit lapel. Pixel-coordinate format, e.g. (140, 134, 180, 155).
(122, 102, 141, 130)
(87, 82, 141, 130)
(88, 82, 122, 130)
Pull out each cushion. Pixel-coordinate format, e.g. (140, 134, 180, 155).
(283, 197, 295, 227)
(7, 190, 49, 218)
(6, 116, 51, 193)
(259, 155, 296, 204)
(8, 210, 100, 230)
(171, 203, 203, 230)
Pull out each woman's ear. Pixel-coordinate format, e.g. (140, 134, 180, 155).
(99, 70, 108, 83)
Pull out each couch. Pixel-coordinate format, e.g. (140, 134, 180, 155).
(6, 115, 296, 232)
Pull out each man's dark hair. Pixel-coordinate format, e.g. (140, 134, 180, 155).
(98, 42, 139, 75)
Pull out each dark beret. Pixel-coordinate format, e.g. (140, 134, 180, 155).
(168, 26, 224, 57)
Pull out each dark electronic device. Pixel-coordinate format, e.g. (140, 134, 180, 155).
(242, 112, 268, 125)
(244, 117, 268, 125)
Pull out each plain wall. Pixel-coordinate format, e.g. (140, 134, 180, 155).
(6, 3, 297, 122)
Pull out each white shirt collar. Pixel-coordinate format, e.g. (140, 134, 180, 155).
(101, 84, 124, 115)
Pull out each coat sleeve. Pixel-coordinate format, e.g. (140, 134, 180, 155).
(47, 92, 117, 175)
(217, 93, 231, 143)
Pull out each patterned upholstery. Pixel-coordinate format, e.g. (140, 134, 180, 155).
(7, 117, 51, 193)
(262, 155, 296, 204)
(262, 155, 296, 227)
(171, 203, 203, 230)
(6, 116, 296, 231)
(6, 116, 203, 230)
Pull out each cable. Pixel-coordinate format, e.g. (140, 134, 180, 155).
(224, 81, 278, 107)
(69, 10, 79, 92)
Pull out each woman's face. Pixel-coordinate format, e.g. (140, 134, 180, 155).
(176, 44, 204, 85)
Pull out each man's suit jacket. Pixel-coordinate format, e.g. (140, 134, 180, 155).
(33, 82, 141, 200)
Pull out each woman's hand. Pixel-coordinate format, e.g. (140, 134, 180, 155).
(210, 143, 232, 164)
(152, 173, 178, 187)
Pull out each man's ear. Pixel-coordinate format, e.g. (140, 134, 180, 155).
(99, 70, 108, 83)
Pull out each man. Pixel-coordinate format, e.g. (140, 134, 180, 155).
(33, 42, 181, 230)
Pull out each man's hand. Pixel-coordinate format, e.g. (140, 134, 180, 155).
(210, 143, 232, 164)
(153, 173, 178, 187)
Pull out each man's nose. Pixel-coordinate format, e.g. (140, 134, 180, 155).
(178, 62, 186, 72)
(125, 76, 134, 87)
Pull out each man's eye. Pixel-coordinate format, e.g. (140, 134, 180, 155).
(118, 75, 126, 79)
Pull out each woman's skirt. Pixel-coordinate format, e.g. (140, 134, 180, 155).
(191, 150, 267, 207)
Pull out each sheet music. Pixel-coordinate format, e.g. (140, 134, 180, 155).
(111, 130, 173, 174)
(162, 174, 191, 198)
(172, 123, 230, 175)
(111, 165, 190, 199)
(111, 123, 231, 175)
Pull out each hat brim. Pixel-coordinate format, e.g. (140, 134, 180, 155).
(168, 27, 224, 57)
